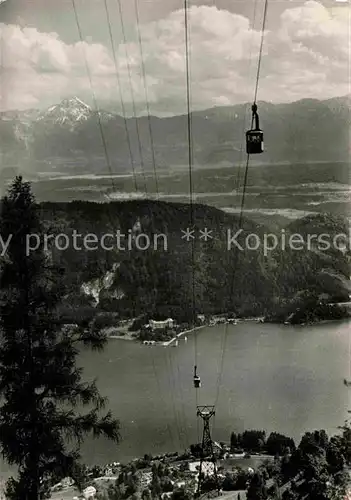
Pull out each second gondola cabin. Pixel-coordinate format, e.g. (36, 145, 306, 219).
(246, 129, 264, 154)
(246, 103, 264, 155)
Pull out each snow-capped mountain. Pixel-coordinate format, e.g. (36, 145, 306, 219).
(37, 97, 93, 128)
(35, 96, 118, 130)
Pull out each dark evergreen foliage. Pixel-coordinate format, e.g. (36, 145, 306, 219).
(35, 200, 351, 324)
(247, 472, 268, 500)
(266, 432, 296, 456)
(0, 177, 120, 500)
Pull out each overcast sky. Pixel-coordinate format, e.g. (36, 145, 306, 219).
(0, 0, 349, 114)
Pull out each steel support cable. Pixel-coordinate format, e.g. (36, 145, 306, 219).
(73, 0, 173, 458)
(141, 176, 181, 452)
(253, 0, 269, 106)
(113, 6, 176, 450)
(235, 0, 259, 192)
(196, 380, 200, 443)
(130, 0, 188, 450)
(144, 253, 185, 448)
(114, 0, 161, 318)
(161, 336, 191, 451)
(175, 352, 191, 446)
(214, 0, 269, 409)
(236, 0, 267, 194)
(158, 303, 189, 451)
(168, 348, 189, 449)
(347, 320, 351, 415)
(115, 0, 148, 194)
(165, 349, 186, 450)
(71, 0, 116, 192)
(134, 0, 160, 199)
(212, 2, 260, 439)
(72, 0, 123, 243)
(149, 349, 177, 451)
(118, 0, 186, 453)
(91, 3, 164, 456)
(155, 267, 190, 451)
(103, 0, 138, 193)
(140, 268, 185, 448)
(184, 0, 198, 389)
(0, 27, 4, 123)
(164, 329, 192, 449)
(212, 323, 226, 432)
(183, 0, 202, 447)
(116, 0, 163, 329)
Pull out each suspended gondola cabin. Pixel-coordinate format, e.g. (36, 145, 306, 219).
(246, 103, 264, 155)
(193, 366, 201, 388)
(194, 375, 201, 388)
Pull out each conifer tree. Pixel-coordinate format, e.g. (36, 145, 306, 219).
(247, 472, 268, 500)
(0, 177, 119, 499)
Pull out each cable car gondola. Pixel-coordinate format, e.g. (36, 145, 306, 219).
(193, 365, 201, 388)
(246, 103, 264, 155)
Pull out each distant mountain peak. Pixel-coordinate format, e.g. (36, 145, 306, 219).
(0, 94, 349, 172)
(62, 96, 91, 110)
(39, 96, 93, 127)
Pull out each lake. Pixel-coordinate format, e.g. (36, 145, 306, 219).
(0, 320, 350, 478)
(79, 320, 350, 465)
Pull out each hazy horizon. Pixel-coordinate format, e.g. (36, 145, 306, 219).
(1, 93, 350, 119)
(0, 0, 349, 115)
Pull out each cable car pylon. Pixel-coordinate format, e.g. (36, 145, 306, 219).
(195, 405, 220, 497)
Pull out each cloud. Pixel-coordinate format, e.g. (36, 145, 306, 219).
(0, 0, 349, 114)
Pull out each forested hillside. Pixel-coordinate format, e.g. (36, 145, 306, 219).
(25, 200, 350, 323)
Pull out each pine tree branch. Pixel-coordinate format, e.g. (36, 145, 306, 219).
(50, 409, 120, 444)
(0, 178, 120, 497)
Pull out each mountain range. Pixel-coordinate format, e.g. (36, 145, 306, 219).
(0, 95, 350, 179)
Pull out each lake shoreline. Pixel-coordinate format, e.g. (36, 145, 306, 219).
(162, 325, 207, 346)
(106, 316, 350, 345)
(267, 317, 351, 327)
(107, 317, 264, 345)
(107, 324, 207, 345)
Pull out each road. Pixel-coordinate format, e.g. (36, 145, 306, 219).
(220, 491, 246, 499)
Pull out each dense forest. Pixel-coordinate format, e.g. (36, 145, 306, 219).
(22, 199, 350, 324)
